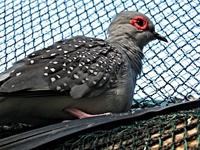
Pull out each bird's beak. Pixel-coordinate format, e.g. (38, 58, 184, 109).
(153, 32, 168, 42)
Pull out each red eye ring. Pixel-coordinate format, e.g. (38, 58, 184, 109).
(130, 16, 148, 30)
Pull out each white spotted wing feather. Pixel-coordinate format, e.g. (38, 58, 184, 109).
(0, 36, 124, 99)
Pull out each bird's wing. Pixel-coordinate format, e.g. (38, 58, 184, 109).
(0, 36, 124, 99)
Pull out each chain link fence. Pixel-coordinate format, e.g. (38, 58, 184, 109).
(0, 0, 199, 106)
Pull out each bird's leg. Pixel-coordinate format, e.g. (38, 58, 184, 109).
(64, 107, 111, 119)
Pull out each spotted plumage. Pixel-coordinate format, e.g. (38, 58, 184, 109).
(0, 36, 124, 99)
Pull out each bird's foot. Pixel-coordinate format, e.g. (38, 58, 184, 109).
(64, 107, 111, 119)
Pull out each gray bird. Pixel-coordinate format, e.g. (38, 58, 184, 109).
(0, 11, 167, 126)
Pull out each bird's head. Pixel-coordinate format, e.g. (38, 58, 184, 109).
(107, 11, 168, 49)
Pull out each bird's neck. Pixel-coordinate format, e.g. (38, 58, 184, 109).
(107, 35, 144, 75)
(107, 24, 146, 50)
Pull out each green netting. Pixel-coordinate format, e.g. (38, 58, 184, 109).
(0, 105, 200, 150)
(37, 108, 200, 150)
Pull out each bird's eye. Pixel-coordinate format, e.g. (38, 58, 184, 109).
(136, 19, 144, 27)
(130, 16, 148, 30)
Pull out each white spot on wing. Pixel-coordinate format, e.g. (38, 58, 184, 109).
(56, 86, 62, 90)
(30, 60, 34, 64)
(103, 76, 107, 80)
(50, 68, 56, 72)
(44, 73, 48, 76)
(79, 64, 82, 67)
(51, 53, 57, 56)
(74, 74, 79, 79)
(16, 72, 21, 76)
(89, 69, 94, 73)
(51, 77, 56, 82)
(56, 75, 61, 78)
(74, 45, 79, 48)
(81, 62, 85, 65)
(53, 61, 58, 64)
(93, 72, 98, 75)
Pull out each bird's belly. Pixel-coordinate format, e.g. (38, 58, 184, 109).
(0, 85, 133, 126)
(73, 89, 133, 114)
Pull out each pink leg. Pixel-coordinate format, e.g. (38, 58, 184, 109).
(64, 107, 111, 119)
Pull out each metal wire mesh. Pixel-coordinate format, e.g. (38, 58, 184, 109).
(0, 1, 199, 106)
